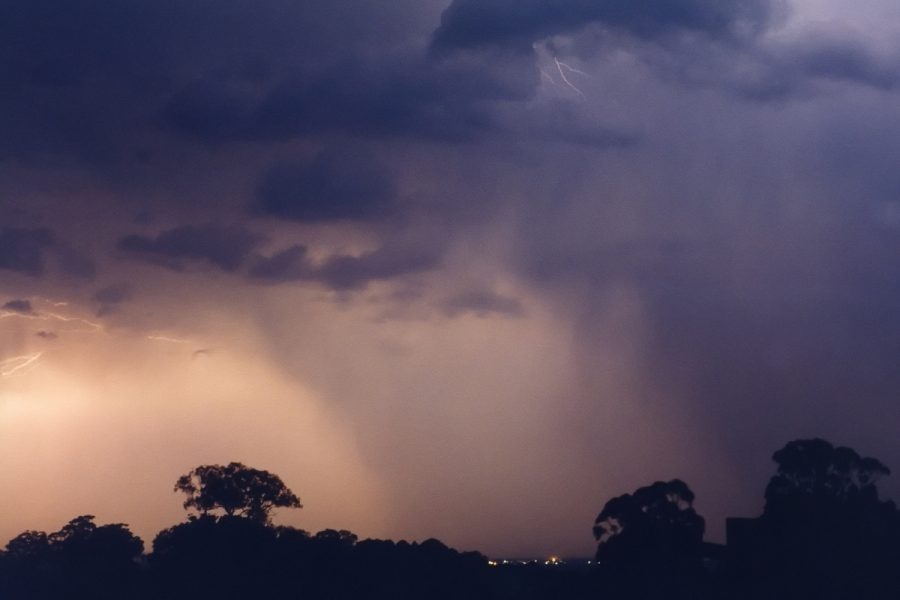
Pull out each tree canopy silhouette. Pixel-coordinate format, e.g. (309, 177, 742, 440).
(5, 441, 900, 600)
(593, 479, 705, 564)
(0, 516, 143, 600)
(175, 462, 302, 523)
(764, 438, 890, 517)
(729, 439, 900, 600)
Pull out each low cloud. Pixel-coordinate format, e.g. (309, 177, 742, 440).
(118, 224, 262, 272)
(248, 245, 312, 281)
(442, 290, 524, 318)
(166, 48, 537, 145)
(431, 0, 774, 52)
(250, 241, 443, 291)
(55, 245, 97, 280)
(618, 23, 900, 102)
(2, 299, 35, 314)
(93, 282, 135, 316)
(93, 282, 134, 305)
(0, 228, 54, 277)
(253, 150, 397, 223)
(315, 245, 443, 290)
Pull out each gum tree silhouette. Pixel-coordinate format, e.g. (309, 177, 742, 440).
(723, 439, 900, 599)
(764, 438, 891, 517)
(751, 438, 900, 599)
(314, 529, 359, 547)
(9, 444, 900, 600)
(174, 462, 302, 523)
(0, 516, 143, 600)
(593, 479, 705, 564)
(151, 463, 304, 599)
(593, 479, 708, 599)
(151, 514, 282, 600)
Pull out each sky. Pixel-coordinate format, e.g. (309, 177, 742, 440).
(3, 0, 900, 558)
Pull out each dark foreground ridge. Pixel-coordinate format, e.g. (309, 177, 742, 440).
(3, 440, 900, 599)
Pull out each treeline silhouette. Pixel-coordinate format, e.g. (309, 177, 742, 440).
(2, 440, 900, 599)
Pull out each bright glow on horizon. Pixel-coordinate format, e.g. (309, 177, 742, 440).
(0, 297, 389, 548)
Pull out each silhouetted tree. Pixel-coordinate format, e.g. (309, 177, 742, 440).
(174, 462, 301, 523)
(1, 531, 54, 599)
(593, 479, 705, 564)
(4, 530, 50, 560)
(49, 515, 143, 563)
(736, 439, 900, 600)
(764, 438, 890, 517)
(1, 516, 143, 600)
(592, 480, 712, 600)
(151, 515, 281, 600)
(314, 528, 358, 547)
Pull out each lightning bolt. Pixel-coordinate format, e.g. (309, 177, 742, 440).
(35, 296, 69, 307)
(148, 335, 191, 344)
(0, 309, 103, 332)
(0, 353, 43, 378)
(554, 57, 587, 100)
(0, 298, 105, 380)
(45, 312, 103, 332)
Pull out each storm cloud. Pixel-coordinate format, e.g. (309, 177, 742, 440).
(250, 240, 444, 291)
(5, 0, 900, 558)
(254, 150, 397, 223)
(442, 290, 525, 318)
(0, 228, 54, 277)
(118, 224, 262, 272)
(432, 0, 775, 51)
(1, 299, 34, 315)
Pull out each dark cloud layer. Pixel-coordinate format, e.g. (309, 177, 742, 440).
(93, 283, 134, 305)
(0, 0, 435, 162)
(0, 0, 880, 175)
(250, 240, 443, 291)
(0, 228, 54, 276)
(442, 290, 524, 318)
(55, 245, 97, 280)
(254, 150, 397, 223)
(248, 245, 311, 281)
(432, 0, 775, 51)
(2, 299, 34, 314)
(754, 34, 900, 98)
(118, 225, 262, 272)
(92, 282, 134, 316)
(315, 244, 444, 290)
(164, 49, 539, 145)
(645, 31, 900, 102)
